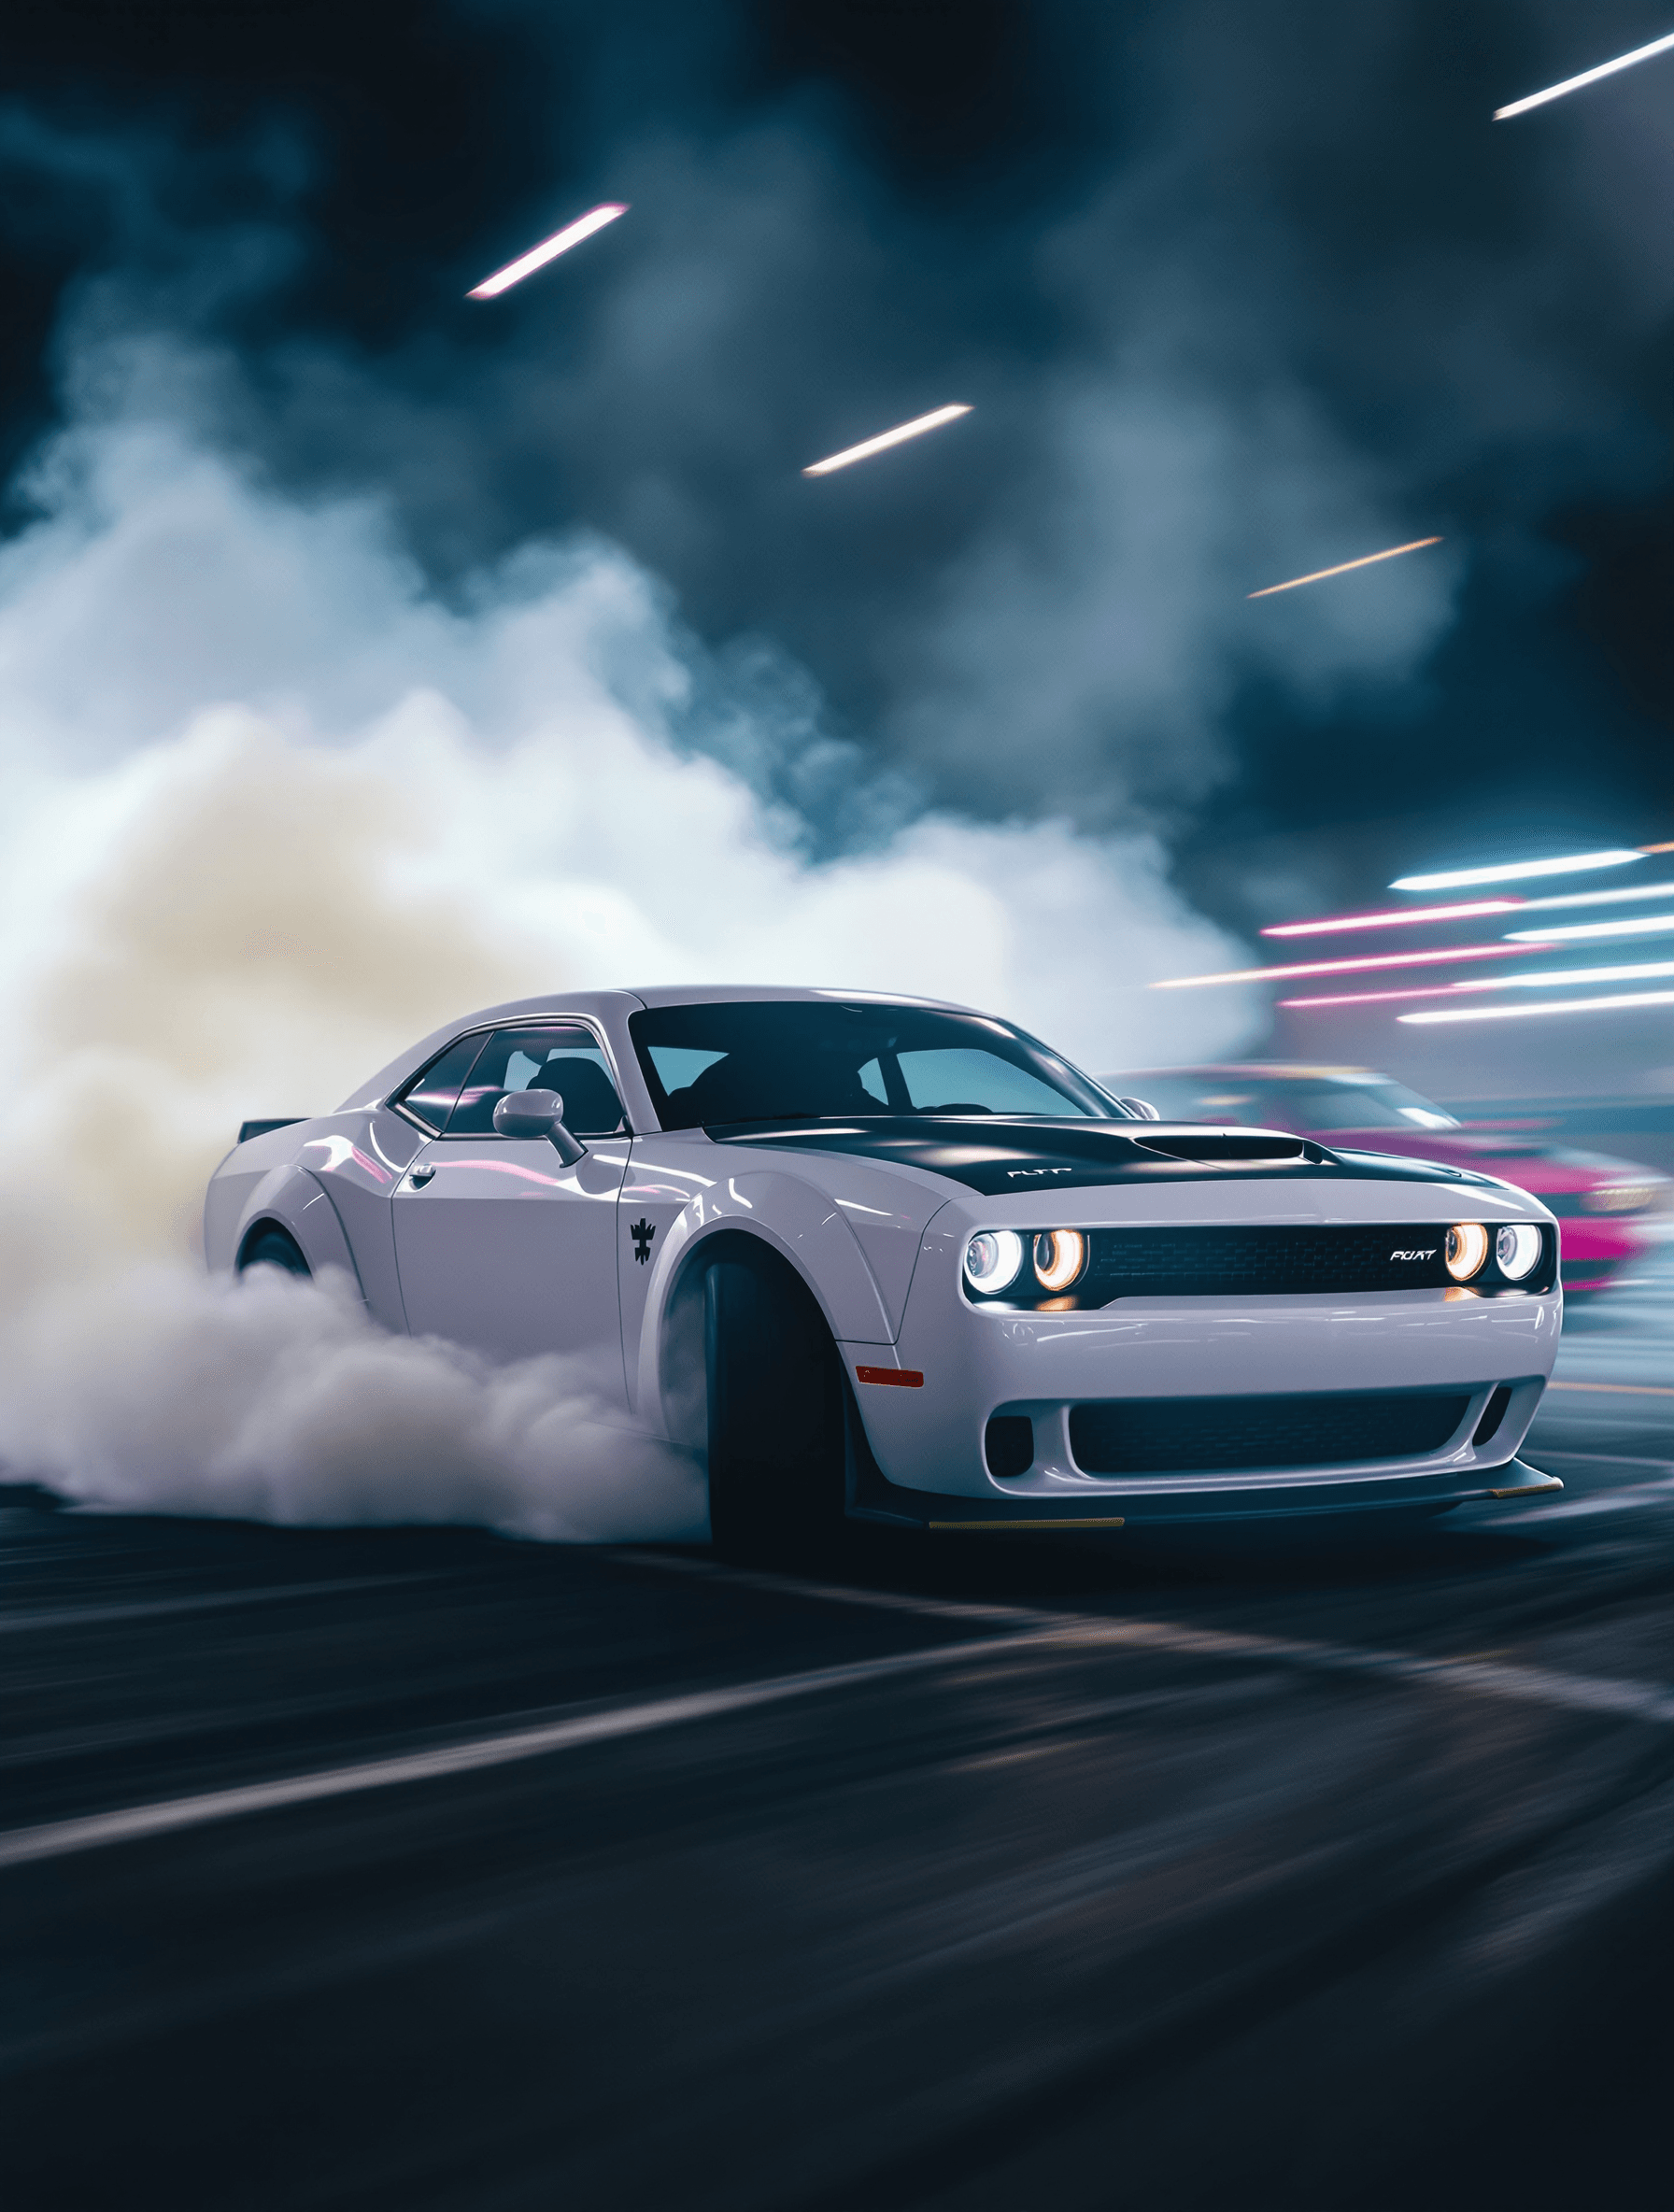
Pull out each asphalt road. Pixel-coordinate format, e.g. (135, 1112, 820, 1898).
(4, 1275, 1670, 2212)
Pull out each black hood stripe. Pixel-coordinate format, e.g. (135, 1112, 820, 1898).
(702, 1117, 1471, 1197)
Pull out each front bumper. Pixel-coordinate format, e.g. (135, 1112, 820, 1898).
(845, 1271, 1562, 1516)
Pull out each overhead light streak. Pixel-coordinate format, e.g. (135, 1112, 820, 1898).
(1283, 957, 1674, 1010)
(803, 405, 972, 476)
(1263, 876, 1674, 939)
(1400, 991, 1674, 1027)
(1151, 943, 1552, 990)
(1520, 879, 1674, 915)
(1391, 848, 1645, 891)
(1505, 913, 1674, 944)
(1264, 898, 1521, 938)
(1494, 30, 1674, 121)
(468, 204, 628, 298)
(1247, 536, 1441, 600)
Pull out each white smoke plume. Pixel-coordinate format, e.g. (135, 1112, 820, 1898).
(2, 1265, 707, 1540)
(0, 367, 1257, 1536)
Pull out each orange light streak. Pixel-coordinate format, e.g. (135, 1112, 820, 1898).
(1247, 537, 1441, 599)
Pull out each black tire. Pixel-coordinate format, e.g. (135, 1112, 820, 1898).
(702, 1239, 847, 1561)
(236, 1224, 312, 1278)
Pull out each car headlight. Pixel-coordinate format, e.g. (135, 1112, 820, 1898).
(1032, 1229, 1086, 1292)
(1445, 1223, 1489, 1281)
(964, 1230, 1024, 1294)
(1495, 1223, 1543, 1280)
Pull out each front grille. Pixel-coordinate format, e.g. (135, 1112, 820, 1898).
(1069, 1389, 1473, 1475)
(1082, 1225, 1452, 1299)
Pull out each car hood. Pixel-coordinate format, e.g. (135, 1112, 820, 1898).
(702, 1115, 1484, 1198)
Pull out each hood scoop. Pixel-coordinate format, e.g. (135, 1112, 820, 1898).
(1134, 1130, 1330, 1167)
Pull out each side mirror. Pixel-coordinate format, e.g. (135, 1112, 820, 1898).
(492, 1087, 589, 1164)
(1114, 1096, 1162, 1122)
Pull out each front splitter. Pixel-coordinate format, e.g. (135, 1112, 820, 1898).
(847, 1458, 1562, 1532)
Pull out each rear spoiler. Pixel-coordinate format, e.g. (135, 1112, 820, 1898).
(238, 1117, 305, 1144)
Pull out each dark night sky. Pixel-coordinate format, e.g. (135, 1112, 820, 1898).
(2, 0, 1670, 939)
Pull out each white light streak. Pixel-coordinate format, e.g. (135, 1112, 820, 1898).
(1520, 879, 1674, 915)
(1494, 30, 1674, 121)
(1247, 537, 1440, 599)
(1391, 849, 1643, 891)
(1400, 991, 1674, 1027)
(1504, 958, 1674, 989)
(1262, 878, 1674, 937)
(468, 205, 629, 299)
(1506, 913, 1674, 944)
(803, 405, 972, 476)
(1283, 958, 1674, 1010)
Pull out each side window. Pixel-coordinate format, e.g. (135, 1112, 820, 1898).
(857, 1056, 888, 1104)
(397, 1034, 490, 1133)
(445, 1026, 626, 1137)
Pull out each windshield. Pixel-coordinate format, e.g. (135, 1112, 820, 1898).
(1121, 1072, 1459, 1134)
(630, 1000, 1117, 1129)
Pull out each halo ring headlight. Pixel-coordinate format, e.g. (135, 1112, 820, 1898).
(1445, 1223, 1490, 1281)
(1496, 1223, 1543, 1281)
(964, 1229, 1024, 1295)
(1032, 1229, 1086, 1292)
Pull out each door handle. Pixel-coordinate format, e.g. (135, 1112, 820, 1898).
(409, 1163, 437, 1187)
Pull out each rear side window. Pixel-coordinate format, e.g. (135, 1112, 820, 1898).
(397, 1035, 489, 1132)
(445, 1026, 626, 1136)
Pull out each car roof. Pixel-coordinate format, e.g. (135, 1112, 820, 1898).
(339, 984, 988, 1111)
(623, 983, 972, 1011)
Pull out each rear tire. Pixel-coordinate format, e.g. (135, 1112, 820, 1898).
(236, 1224, 311, 1278)
(702, 1240, 846, 1562)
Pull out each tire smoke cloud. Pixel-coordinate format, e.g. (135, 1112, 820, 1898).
(0, 355, 1252, 1537)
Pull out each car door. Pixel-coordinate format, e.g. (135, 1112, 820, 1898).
(390, 1022, 631, 1395)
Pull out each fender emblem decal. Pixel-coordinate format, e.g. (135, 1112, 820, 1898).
(1005, 1166, 1072, 1179)
(630, 1218, 656, 1264)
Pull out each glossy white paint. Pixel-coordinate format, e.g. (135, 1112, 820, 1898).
(206, 985, 1563, 1520)
(393, 1139, 629, 1382)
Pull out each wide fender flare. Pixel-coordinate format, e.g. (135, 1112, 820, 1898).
(633, 1167, 894, 1429)
(236, 1165, 364, 1296)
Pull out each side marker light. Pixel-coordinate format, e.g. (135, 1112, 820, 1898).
(856, 1367, 925, 1388)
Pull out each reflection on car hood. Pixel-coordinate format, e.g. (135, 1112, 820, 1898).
(702, 1117, 1479, 1197)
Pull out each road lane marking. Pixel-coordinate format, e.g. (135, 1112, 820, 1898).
(11, 1546, 1674, 1873)
(612, 1553, 1674, 1728)
(0, 1576, 427, 1638)
(0, 1634, 1054, 1872)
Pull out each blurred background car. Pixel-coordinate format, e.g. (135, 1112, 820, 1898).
(1101, 1063, 1674, 1297)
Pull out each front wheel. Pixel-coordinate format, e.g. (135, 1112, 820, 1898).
(702, 1240, 847, 1561)
(236, 1224, 311, 1277)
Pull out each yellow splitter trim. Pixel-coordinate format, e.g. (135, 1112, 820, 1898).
(929, 1516, 1127, 1531)
(1488, 1478, 1565, 1499)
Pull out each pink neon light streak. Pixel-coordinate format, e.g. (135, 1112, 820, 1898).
(1262, 898, 1523, 938)
(1151, 941, 1556, 989)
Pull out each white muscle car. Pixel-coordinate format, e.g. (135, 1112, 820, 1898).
(206, 986, 1563, 1546)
